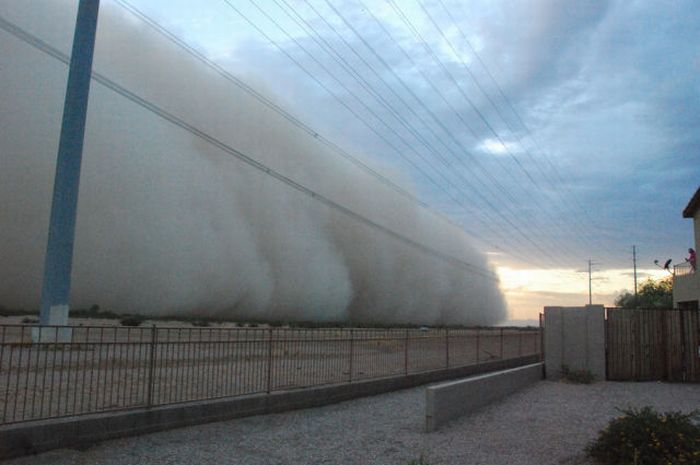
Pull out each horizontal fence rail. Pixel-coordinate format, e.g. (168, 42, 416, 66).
(673, 262, 694, 277)
(0, 325, 541, 425)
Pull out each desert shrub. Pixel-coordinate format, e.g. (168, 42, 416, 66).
(71, 304, 120, 319)
(561, 365, 595, 384)
(586, 406, 700, 465)
(119, 316, 144, 327)
(0, 307, 33, 317)
(407, 454, 432, 465)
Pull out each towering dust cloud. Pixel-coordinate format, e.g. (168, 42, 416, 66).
(0, 1, 507, 325)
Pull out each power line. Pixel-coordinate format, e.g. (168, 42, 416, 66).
(335, 0, 588, 265)
(117, 0, 594, 270)
(0, 14, 500, 281)
(112, 0, 567, 269)
(111, 0, 416, 206)
(112, 0, 542, 266)
(278, 0, 589, 266)
(268, 0, 566, 266)
(434, 0, 621, 259)
(418, 0, 595, 245)
(387, 0, 594, 262)
(225, 0, 572, 267)
(431, 0, 618, 258)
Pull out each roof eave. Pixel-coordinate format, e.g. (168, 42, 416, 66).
(682, 186, 700, 218)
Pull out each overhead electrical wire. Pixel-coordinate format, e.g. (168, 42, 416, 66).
(110, 0, 416, 205)
(385, 0, 596, 261)
(114, 0, 599, 269)
(11, 0, 615, 271)
(312, 0, 603, 265)
(0, 13, 500, 281)
(267, 0, 568, 266)
(417, 0, 615, 257)
(110, 0, 563, 268)
(323, 0, 590, 264)
(435, 0, 621, 258)
(224, 0, 572, 267)
(238, 0, 598, 267)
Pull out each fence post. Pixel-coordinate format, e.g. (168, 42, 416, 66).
(476, 328, 480, 364)
(518, 330, 523, 357)
(445, 329, 449, 368)
(146, 325, 157, 408)
(266, 328, 273, 393)
(500, 328, 504, 359)
(404, 329, 409, 375)
(660, 311, 669, 381)
(679, 310, 687, 382)
(348, 329, 354, 383)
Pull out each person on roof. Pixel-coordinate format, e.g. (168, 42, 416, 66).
(688, 248, 697, 271)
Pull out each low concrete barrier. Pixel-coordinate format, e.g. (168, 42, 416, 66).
(425, 362, 543, 432)
(0, 355, 539, 459)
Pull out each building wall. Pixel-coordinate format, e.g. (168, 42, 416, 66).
(674, 210, 700, 307)
(674, 272, 700, 306)
(694, 213, 699, 255)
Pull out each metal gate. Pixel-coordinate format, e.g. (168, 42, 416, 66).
(606, 308, 700, 382)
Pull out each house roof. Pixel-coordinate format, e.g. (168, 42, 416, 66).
(683, 186, 700, 218)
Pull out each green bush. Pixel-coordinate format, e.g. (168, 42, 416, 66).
(71, 304, 120, 319)
(119, 316, 144, 327)
(561, 365, 595, 384)
(586, 406, 700, 465)
(407, 454, 432, 465)
(0, 306, 33, 317)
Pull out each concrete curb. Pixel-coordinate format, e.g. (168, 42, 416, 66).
(425, 362, 544, 431)
(0, 355, 539, 459)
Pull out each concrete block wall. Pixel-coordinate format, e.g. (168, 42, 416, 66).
(544, 305, 605, 380)
(425, 362, 543, 432)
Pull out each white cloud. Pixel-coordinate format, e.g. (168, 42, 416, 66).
(476, 138, 522, 156)
(497, 266, 671, 320)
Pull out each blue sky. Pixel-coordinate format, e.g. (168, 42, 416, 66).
(105, 0, 700, 316)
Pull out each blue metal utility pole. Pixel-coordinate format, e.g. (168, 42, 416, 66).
(39, 0, 100, 326)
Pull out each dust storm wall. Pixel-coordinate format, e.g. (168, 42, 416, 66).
(0, 1, 507, 325)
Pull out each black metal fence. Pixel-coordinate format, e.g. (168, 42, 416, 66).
(674, 262, 694, 277)
(0, 324, 541, 425)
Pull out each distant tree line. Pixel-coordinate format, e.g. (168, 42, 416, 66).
(614, 277, 673, 309)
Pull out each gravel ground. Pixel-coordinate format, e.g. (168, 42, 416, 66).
(4, 380, 700, 465)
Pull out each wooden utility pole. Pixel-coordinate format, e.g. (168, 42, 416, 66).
(588, 259, 593, 305)
(633, 245, 638, 307)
